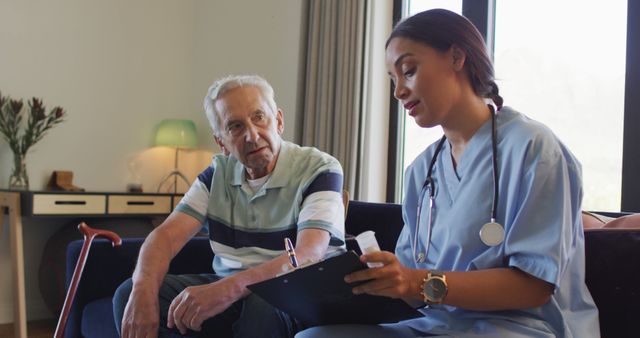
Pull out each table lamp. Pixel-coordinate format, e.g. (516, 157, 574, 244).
(155, 119, 198, 193)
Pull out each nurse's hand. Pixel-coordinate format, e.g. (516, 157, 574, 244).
(345, 251, 425, 302)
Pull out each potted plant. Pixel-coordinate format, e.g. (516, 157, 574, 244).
(0, 91, 65, 189)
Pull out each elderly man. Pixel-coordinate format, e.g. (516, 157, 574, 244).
(113, 75, 345, 338)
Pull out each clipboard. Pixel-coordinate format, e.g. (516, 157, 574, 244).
(247, 251, 422, 326)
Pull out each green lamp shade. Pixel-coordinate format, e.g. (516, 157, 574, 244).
(154, 119, 198, 148)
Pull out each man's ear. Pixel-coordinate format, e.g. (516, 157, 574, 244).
(214, 136, 230, 155)
(451, 46, 466, 71)
(276, 109, 284, 135)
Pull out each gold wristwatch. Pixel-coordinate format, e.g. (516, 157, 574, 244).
(420, 270, 448, 304)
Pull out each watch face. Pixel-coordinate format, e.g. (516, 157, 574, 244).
(424, 277, 447, 301)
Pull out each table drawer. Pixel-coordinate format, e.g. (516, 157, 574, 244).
(108, 195, 171, 214)
(32, 194, 106, 215)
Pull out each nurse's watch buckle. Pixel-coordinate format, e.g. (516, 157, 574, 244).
(420, 270, 448, 305)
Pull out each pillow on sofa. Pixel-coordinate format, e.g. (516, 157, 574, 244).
(602, 213, 640, 229)
(582, 211, 640, 229)
(582, 211, 609, 229)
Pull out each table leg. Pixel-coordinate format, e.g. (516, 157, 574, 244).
(0, 192, 27, 338)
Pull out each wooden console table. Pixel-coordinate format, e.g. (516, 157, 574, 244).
(0, 189, 182, 338)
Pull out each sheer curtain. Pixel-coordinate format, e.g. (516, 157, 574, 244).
(301, 0, 367, 198)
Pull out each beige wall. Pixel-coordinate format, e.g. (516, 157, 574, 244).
(0, 0, 305, 322)
(191, 0, 307, 142)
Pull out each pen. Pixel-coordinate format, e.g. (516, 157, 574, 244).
(284, 237, 299, 268)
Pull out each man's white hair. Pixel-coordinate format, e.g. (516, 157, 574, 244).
(203, 75, 278, 137)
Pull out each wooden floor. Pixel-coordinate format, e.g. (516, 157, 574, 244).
(0, 319, 56, 338)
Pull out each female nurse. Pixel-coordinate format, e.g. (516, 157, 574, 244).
(296, 8, 599, 338)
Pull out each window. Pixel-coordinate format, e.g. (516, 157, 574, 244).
(494, 0, 627, 211)
(391, 0, 636, 212)
(401, 1, 462, 180)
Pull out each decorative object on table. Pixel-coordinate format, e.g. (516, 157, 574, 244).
(154, 119, 197, 193)
(0, 91, 66, 189)
(126, 159, 144, 193)
(46, 170, 85, 191)
(127, 182, 143, 193)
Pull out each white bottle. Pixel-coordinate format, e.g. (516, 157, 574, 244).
(355, 231, 383, 268)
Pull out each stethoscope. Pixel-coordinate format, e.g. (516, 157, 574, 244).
(412, 105, 505, 264)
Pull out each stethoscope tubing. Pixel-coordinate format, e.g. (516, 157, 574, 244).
(412, 105, 499, 264)
(490, 105, 499, 223)
(413, 137, 446, 264)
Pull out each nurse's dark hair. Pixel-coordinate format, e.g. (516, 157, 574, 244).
(387, 9, 503, 110)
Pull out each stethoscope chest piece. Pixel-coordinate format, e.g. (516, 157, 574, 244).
(479, 221, 504, 246)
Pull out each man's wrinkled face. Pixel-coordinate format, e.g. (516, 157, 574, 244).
(214, 86, 284, 179)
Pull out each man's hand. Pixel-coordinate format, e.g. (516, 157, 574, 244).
(120, 288, 161, 338)
(121, 212, 204, 337)
(167, 277, 243, 335)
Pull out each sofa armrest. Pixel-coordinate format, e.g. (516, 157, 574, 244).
(584, 229, 640, 338)
(64, 236, 212, 338)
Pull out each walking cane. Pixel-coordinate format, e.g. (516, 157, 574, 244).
(54, 222, 122, 338)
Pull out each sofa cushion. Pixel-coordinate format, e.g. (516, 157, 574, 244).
(81, 297, 118, 338)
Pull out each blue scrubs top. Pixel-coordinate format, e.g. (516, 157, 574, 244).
(393, 107, 599, 337)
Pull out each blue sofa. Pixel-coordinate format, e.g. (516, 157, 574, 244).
(64, 201, 639, 338)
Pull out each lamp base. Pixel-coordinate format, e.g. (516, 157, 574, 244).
(157, 170, 190, 193)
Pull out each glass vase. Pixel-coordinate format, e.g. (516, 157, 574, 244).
(9, 152, 29, 190)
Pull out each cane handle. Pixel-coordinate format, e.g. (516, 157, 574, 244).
(78, 222, 122, 246)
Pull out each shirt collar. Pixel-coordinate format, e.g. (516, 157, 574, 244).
(229, 140, 291, 189)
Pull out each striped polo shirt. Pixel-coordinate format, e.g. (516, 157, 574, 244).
(176, 141, 345, 276)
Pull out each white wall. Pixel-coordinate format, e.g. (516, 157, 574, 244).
(0, 0, 200, 192)
(191, 0, 307, 141)
(0, 0, 305, 323)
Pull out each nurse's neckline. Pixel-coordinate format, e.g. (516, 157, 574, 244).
(443, 104, 494, 166)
